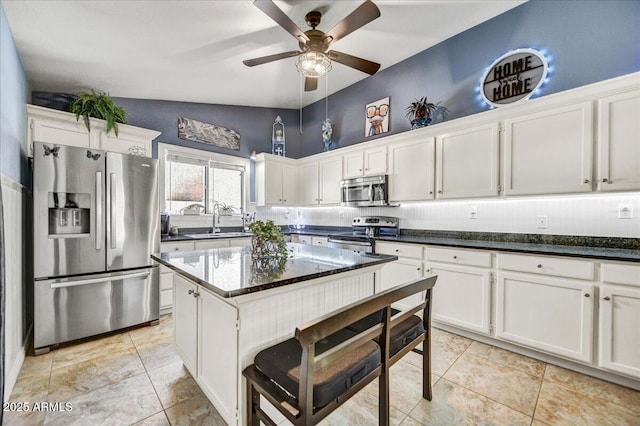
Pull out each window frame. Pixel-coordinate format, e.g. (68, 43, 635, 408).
(158, 143, 250, 216)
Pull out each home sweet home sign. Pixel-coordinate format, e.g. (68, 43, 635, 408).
(481, 48, 548, 108)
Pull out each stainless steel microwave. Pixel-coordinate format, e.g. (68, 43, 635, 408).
(340, 175, 393, 207)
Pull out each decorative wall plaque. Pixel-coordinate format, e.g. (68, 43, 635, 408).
(480, 48, 548, 108)
(178, 117, 240, 150)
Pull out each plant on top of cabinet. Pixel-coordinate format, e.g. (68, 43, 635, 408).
(69, 90, 127, 136)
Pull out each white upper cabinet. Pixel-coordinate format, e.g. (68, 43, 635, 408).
(256, 154, 298, 206)
(343, 147, 387, 178)
(297, 161, 319, 206)
(319, 156, 343, 205)
(436, 123, 500, 199)
(389, 136, 435, 202)
(503, 101, 594, 196)
(27, 104, 159, 157)
(597, 89, 640, 192)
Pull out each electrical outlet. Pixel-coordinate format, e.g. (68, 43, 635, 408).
(618, 204, 633, 219)
(536, 215, 548, 229)
(339, 210, 344, 219)
(469, 206, 478, 219)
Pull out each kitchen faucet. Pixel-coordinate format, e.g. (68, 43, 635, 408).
(212, 203, 221, 233)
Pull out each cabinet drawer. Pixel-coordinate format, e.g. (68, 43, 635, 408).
(311, 236, 329, 247)
(601, 263, 640, 287)
(195, 239, 230, 250)
(375, 242, 423, 259)
(497, 253, 594, 281)
(161, 241, 195, 252)
(426, 246, 492, 268)
(296, 235, 313, 245)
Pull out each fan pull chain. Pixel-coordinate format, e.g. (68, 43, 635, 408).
(325, 72, 329, 121)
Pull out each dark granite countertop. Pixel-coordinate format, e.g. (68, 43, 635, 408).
(152, 243, 397, 298)
(377, 230, 640, 263)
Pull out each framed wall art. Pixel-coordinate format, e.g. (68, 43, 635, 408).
(178, 116, 240, 150)
(365, 96, 390, 137)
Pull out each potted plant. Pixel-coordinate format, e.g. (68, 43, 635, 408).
(405, 97, 437, 129)
(69, 90, 127, 136)
(215, 201, 238, 216)
(248, 220, 288, 261)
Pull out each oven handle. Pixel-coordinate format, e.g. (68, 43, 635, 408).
(49, 271, 150, 289)
(327, 238, 373, 247)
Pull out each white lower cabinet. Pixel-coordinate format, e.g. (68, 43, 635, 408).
(496, 271, 595, 363)
(173, 274, 198, 376)
(378, 258, 424, 310)
(198, 287, 238, 424)
(427, 263, 492, 335)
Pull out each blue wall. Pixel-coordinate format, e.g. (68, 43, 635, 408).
(299, 0, 640, 156)
(0, 5, 30, 185)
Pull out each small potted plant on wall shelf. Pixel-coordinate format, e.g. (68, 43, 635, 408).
(69, 89, 127, 136)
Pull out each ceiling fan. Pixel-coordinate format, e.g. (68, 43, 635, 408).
(243, 0, 381, 91)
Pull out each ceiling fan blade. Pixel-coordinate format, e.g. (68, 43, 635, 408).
(243, 50, 301, 67)
(328, 50, 380, 75)
(253, 0, 309, 43)
(323, 0, 380, 45)
(304, 77, 318, 92)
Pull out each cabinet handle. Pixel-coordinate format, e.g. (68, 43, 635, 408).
(429, 191, 433, 195)
(283, 199, 287, 202)
(426, 269, 431, 273)
(584, 179, 590, 184)
(194, 291, 200, 298)
(359, 169, 362, 172)
(602, 178, 609, 183)
(537, 264, 543, 268)
(604, 296, 611, 301)
(438, 190, 443, 194)
(279, 199, 282, 202)
(395, 249, 399, 252)
(174, 247, 180, 251)
(453, 255, 458, 260)
(417, 267, 421, 271)
(584, 293, 590, 298)
(188, 289, 194, 295)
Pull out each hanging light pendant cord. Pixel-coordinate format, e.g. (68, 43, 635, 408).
(299, 72, 303, 135)
(325, 72, 329, 121)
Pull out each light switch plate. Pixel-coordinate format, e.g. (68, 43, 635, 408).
(469, 206, 478, 219)
(536, 215, 548, 229)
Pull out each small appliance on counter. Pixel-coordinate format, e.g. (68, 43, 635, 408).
(340, 174, 397, 207)
(32, 142, 160, 354)
(327, 216, 399, 253)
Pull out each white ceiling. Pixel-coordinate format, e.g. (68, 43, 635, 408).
(2, 0, 525, 109)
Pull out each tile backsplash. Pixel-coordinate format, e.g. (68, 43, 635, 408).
(256, 193, 640, 238)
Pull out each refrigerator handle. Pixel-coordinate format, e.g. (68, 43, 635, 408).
(49, 270, 150, 289)
(110, 173, 116, 249)
(96, 172, 103, 250)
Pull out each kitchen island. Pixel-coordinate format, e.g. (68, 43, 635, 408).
(152, 243, 397, 425)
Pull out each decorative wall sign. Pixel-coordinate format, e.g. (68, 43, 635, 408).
(178, 117, 240, 150)
(480, 48, 548, 107)
(365, 97, 390, 137)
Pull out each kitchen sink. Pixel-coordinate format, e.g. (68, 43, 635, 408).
(185, 232, 252, 239)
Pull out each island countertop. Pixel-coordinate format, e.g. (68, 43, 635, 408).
(152, 243, 397, 298)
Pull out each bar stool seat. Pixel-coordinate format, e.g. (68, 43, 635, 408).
(347, 308, 424, 356)
(254, 328, 381, 408)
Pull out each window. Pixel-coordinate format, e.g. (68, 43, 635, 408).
(160, 144, 247, 216)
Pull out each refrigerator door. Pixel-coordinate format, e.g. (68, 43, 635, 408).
(34, 266, 159, 350)
(33, 142, 106, 278)
(106, 152, 159, 270)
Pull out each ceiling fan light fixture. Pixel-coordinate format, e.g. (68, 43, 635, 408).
(296, 51, 332, 78)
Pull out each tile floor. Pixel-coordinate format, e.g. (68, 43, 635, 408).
(5, 314, 640, 425)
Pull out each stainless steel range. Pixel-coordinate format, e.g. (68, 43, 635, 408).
(327, 216, 399, 253)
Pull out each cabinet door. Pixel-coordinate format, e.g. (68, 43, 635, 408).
(173, 274, 198, 375)
(319, 157, 343, 204)
(343, 152, 364, 178)
(496, 271, 594, 363)
(198, 287, 238, 425)
(281, 164, 298, 206)
(378, 258, 424, 311)
(30, 116, 91, 151)
(427, 263, 491, 335)
(597, 89, 640, 192)
(389, 137, 435, 201)
(599, 284, 640, 378)
(364, 147, 388, 175)
(159, 272, 174, 310)
(263, 161, 284, 205)
(298, 162, 319, 205)
(99, 131, 152, 157)
(504, 102, 593, 195)
(436, 123, 499, 199)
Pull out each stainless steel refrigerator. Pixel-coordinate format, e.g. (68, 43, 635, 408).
(33, 142, 159, 353)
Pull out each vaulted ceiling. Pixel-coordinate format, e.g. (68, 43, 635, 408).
(2, 0, 525, 108)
